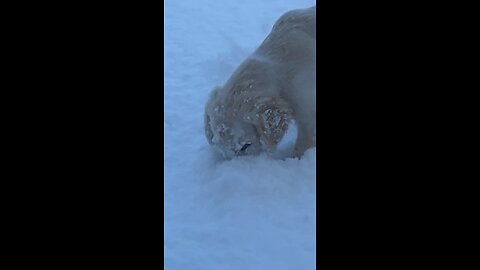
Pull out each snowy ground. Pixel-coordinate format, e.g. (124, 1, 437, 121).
(164, 1, 316, 269)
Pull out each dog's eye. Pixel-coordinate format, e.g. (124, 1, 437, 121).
(240, 143, 251, 152)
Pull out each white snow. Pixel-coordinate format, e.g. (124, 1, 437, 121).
(164, 1, 316, 269)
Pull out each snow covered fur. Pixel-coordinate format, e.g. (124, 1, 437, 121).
(205, 6, 316, 159)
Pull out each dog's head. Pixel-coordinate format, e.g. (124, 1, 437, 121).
(205, 87, 292, 159)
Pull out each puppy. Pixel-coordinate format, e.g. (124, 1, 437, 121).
(205, 6, 316, 159)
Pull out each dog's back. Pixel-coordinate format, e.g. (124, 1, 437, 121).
(254, 7, 315, 68)
(271, 6, 316, 39)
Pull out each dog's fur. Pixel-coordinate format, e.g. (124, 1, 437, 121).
(205, 6, 316, 159)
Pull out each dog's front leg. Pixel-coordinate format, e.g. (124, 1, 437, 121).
(292, 120, 316, 158)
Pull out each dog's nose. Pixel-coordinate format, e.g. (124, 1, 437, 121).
(240, 143, 251, 151)
(233, 143, 252, 155)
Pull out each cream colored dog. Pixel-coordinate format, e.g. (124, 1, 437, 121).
(205, 6, 316, 159)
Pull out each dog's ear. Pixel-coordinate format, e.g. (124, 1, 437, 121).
(252, 96, 293, 150)
(204, 112, 214, 145)
(204, 87, 222, 145)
